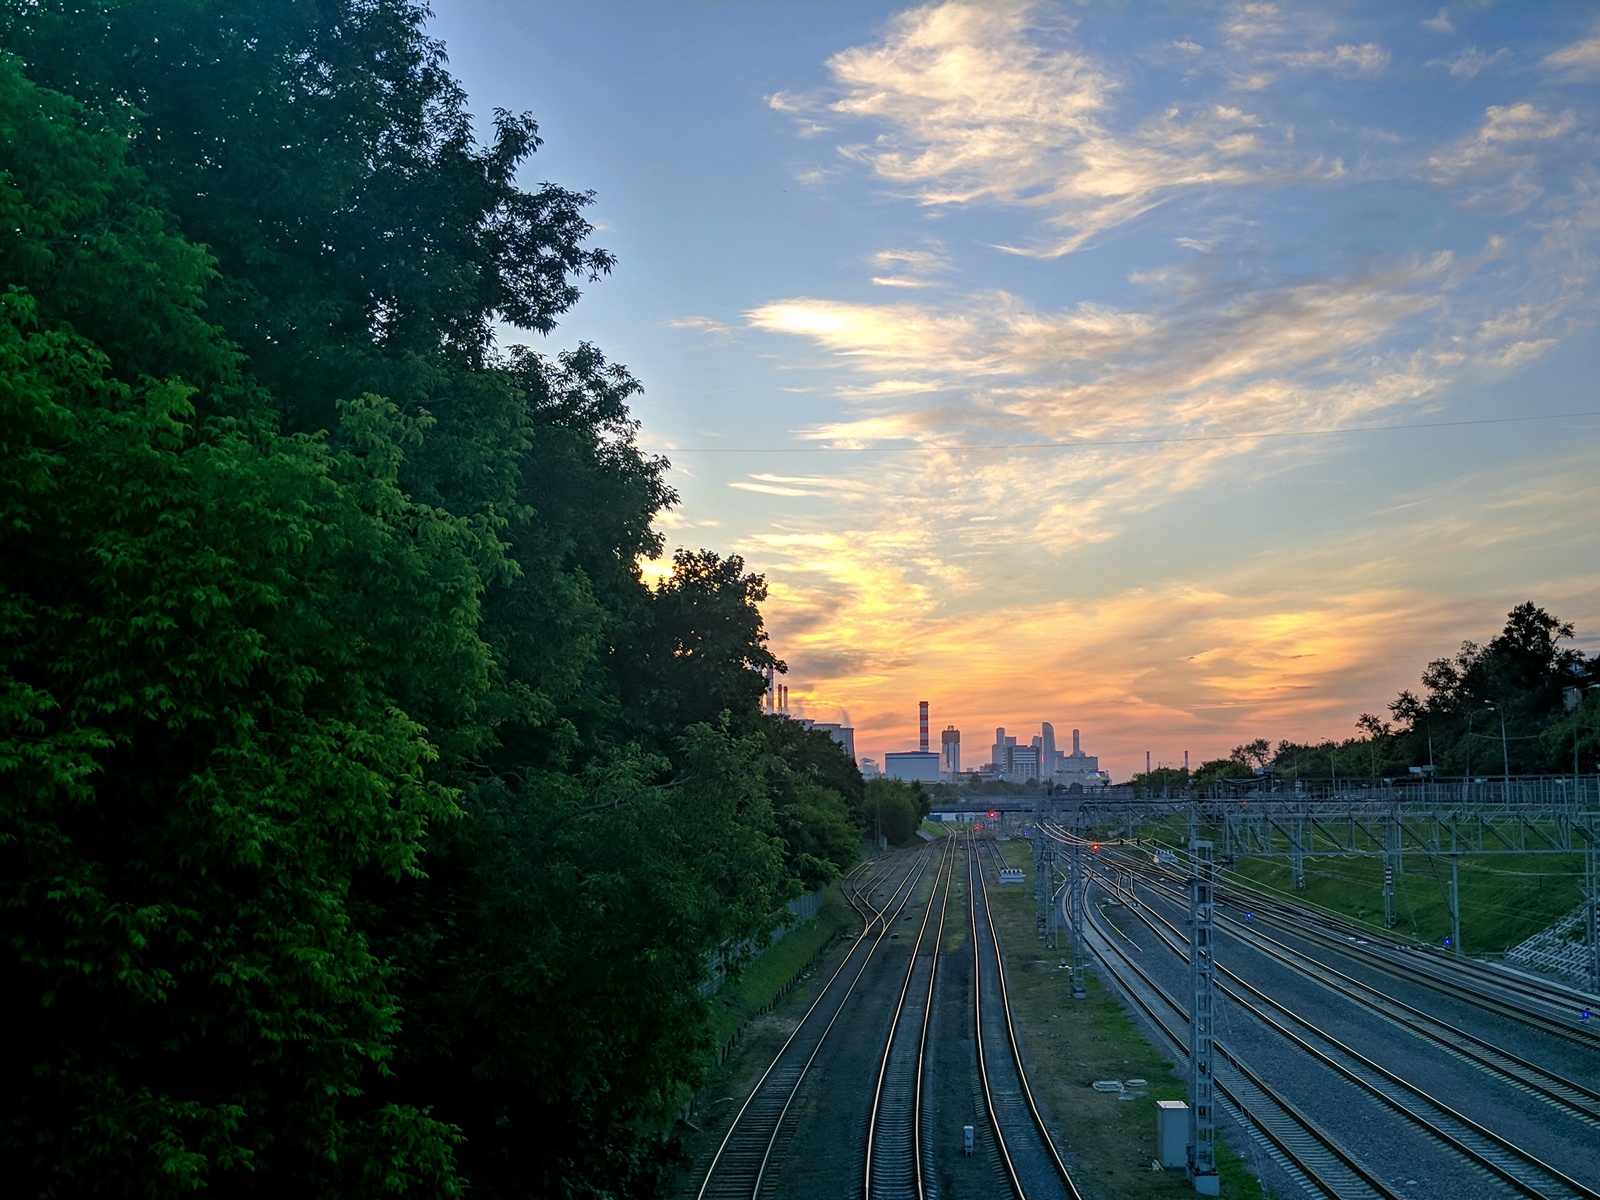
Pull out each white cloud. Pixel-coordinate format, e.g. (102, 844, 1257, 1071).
(1544, 32, 1600, 79)
(660, 315, 735, 338)
(1428, 46, 1508, 82)
(801, 0, 1311, 256)
(1423, 9, 1453, 35)
(1281, 43, 1390, 75)
(1425, 102, 1580, 214)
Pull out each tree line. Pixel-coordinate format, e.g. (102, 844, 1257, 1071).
(0, 4, 876, 1195)
(1125, 602, 1600, 791)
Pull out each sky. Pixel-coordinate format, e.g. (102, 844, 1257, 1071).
(426, 1, 1600, 780)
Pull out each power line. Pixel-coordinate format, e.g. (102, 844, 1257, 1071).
(639, 408, 1600, 454)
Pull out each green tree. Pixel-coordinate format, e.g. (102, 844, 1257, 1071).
(1, 58, 478, 1193)
(2, 5, 870, 1194)
(863, 778, 929, 845)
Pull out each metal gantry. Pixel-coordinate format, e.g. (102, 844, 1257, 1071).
(1067, 838, 1087, 999)
(1034, 829, 1049, 939)
(1187, 839, 1219, 1195)
(1586, 828, 1600, 993)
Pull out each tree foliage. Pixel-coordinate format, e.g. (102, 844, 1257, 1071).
(863, 778, 932, 846)
(1230, 604, 1597, 787)
(1, 6, 863, 1195)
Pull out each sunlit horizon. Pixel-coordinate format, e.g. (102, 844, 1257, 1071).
(433, 1, 1600, 779)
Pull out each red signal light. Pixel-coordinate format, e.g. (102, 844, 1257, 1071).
(988, 810, 997, 819)
(1091, 842, 1101, 852)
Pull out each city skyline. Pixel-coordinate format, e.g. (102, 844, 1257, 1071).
(430, 2, 1600, 781)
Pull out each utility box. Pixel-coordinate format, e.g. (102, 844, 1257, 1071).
(1156, 1100, 1188, 1169)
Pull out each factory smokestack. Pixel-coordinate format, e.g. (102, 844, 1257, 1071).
(1072, 728, 1081, 755)
(919, 700, 929, 753)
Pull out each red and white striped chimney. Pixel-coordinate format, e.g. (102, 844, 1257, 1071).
(919, 700, 929, 753)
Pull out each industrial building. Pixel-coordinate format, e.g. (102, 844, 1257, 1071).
(992, 722, 1110, 788)
(940, 726, 960, 780)
(884, 751, 940, 782)
(886, 699, 940, 782)
(1054, 727, 1109, 789)
(800, 721, 856, 761)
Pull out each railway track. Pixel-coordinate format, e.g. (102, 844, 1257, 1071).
(1097, 857, 1600, 1200)
(693, 847, 935, 1200)
(967, 833, 1083, 1200)
(1083, 901, 1406, 1200)
(1122, 861, 1600, 1135)
(1205, 871, 1600, 1049)
(864, 837, 955, 1200)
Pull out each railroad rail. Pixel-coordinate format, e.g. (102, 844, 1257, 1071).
(693, 848, 935, 1200)
(1206, 871, 1600, 1048)
(1125, 863, 1600, 1134)
(1084, 901, 1407, 1199)
(864, 837, 956, 1200)
(968, 833, 1083, 1200)
(1101, 859, 1600, 1200)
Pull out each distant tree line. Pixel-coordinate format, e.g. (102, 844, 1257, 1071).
(1124, 603, 1600, 790)
(0, 4, 870, 1196)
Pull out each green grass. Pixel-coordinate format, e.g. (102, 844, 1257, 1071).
(707, 883, 852, 1050)
(921, 818, 950, 838)
(1103, 815, 1584, 955)
(1227, 850, 1582, 954)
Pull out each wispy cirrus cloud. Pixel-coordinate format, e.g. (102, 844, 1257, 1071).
(1428, 45, 1508, 82)
(660, 315, 736, 338)
(771, 1, 1328, 257)
(1543, 27, 1600, 80)
(1425, 102, 1581, 214)
(726, 2, 1600, 767)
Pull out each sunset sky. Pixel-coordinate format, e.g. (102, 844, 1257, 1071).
(429, 1, 1600, 779)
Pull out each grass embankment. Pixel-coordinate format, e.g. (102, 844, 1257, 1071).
(921, 818, 950, 838)
(707, 881, 852, 1055)
(989, 840, 1266, 1199)
(1132, 815, 1584, 955)
(1226, 851, 1583, 953)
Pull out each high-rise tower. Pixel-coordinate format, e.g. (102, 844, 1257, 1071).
(940, 726, 961, 780)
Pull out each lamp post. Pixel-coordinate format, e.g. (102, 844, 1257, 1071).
(1484, 700, 1509, 789)
(1464, 709, 1477, 800)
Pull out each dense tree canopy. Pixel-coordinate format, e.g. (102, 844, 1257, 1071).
(0, 5, 864, 1196)
(1132, 603, 1599, 792)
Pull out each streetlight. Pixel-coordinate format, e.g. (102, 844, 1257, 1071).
(1464, 708, 1478, 798)
(1483, 700, 1509, 789)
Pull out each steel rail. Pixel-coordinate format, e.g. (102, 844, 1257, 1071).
(693, 848, 934, 1200)
(1108, 869, 1600, 1200)
(1047, 828, 1600, 1048)
(863, 836, 955, 1200)
(968, 834, 1028, 1199)
(971, 836, 1086, 1200)
(1124, 863, 1600, 1132)
(1083, 901, 1405, 1200)
(1205, 870, 1600, 1046)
